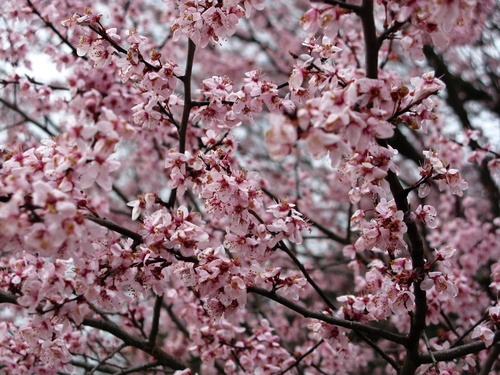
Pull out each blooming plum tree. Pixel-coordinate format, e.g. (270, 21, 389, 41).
(0, 0, 499, 374)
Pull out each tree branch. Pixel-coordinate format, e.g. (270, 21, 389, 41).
(360, 0, 379, 79)
(85, 215, 143, 249)
(148, 294, 163, 346)
(424, 45, 500, 217)
(163, 302, 190, 338)
(278, 339, 324, 375)
(0, 290, 19, 305)
(357, 1, 428, 372)
(26, 0, 84, 59)
(419, 332, 500, 364)
(0, 290, 187, 370)
(82, 317, 187, 370)
(479, 342, 500, 375)
(0, 97, 57, 137)
(311, 0, 362, 14)
(248, 286, 407, 345)
(278, 241, 337, 311)
(168, 39, 196, 209)
(69, 359, 116, 374)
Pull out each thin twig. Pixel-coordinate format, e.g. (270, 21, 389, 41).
(88, 343, 127, 375)
(278, 241, 337, 312)
(0, 97, 57, 137)
(278, 339, 324, 375)
(26, 0, 84, 59)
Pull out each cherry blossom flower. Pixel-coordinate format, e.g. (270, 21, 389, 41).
(471, 324, 495, 348)
(411, 204, 438, 228)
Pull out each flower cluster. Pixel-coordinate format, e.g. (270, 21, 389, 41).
(418, 149, 469, 197)
(171, 0, 266, 47)
(0, 0, 498, 373)
(350, 199, 408, 255)
(195, 70, 294, 133)
(0, 110, 127, 258)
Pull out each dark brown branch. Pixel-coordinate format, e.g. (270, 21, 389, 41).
(377, 20, 408, 45)
(69, 360, 116, 374)
(0, 290, 19, 305)
(387, 91, 440, 124)
(360, 0, 379, 79)
(0, 97, 57, 137)
(163, 302, 190, 338)
(0, 291, 187, 370)
(179, 39, 196, 154)
(303, 215, 350, 244)
(85, 215, 143, 249)
(387, 127, 425, 165)
(261, 187, 350, 244)
(167, 39, 196, 209)
(358, 0, 428, 371)
(356, 330, 400, 372)
(311, 0, 362, 13)
(386, 169, 427, 375)
(86, 22, 160, 73)
(110, 360, 162, 375)
(278, 241, 337, 311)
(278, 339, 324, 375)
(88, 24, 127, 54)
(148, 294, 163, 346)
(420, 332, 500, 364)
(424, 45, 500, 217)
(1, 77, 69, 92)
(479, 342, 500, 375)
(451, 312, 488, 348)
(26, 0, 84, 59)
(82, 317, 187, 370)
(88, 343, 127, 375)
(111, 185, 131, 207)
(248, 286, 407, 345)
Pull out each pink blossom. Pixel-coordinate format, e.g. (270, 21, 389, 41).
(412, 204, 438, 228)
(471, 325, 495, 348)
(421, 271, 458, 297)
